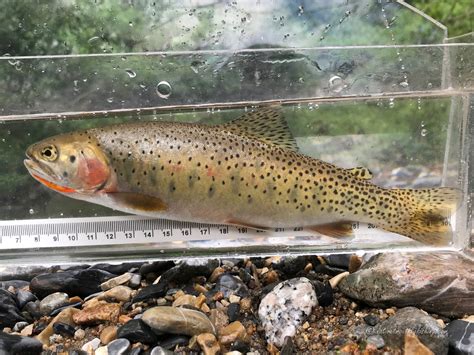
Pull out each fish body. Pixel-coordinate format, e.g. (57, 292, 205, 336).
(24, 108, 460, 245)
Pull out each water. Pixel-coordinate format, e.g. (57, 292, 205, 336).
(0, 92, 470, 261)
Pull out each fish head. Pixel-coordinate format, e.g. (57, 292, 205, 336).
(24, 133, 113, 194)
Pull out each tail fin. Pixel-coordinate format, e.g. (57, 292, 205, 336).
(386, 187, 461, 246)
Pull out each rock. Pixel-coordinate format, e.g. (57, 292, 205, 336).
(231, 340, 250, 353)
(339, 252, 474, 318)
(446, 319, 474, 354)
(197, 333, 220, 355)
(312, 280, 333, 307)
(158, 335, 190, 349)
(74, 328, 86, 340)
(150, 346, 174, 355)
(52, 322, 76, 337)
(132, 283, 168, 303)
(116, 319, 158, 344)
(81, 337, 101, 352)
(215, 274, 249, 298)
(39, 292, 69, 315)
(95, 346, 109, 355)
(20, 324, 34, 337)
(258, 277, 317, 347)
(36, 307, 79, 345)
(209, 267, 226, 283)
(100, 273, 133, 291)
(128, 273, 142, 288)
(280, 336, 294, 355)
(23, 301, 41, 320)
(13, 321, 29, 332)
(367, 334, 385, 349)
(209, 309, 229, 330)
(139, 261, 175, 276)
(89, 262, 142, 275)
(158, 259, 219, 285)
(107, 338, 131, 355)
(363, 314, 379, 326)
(0, 331, 43, 354)
(372, 307, 448, 354)
(73, 302, 121, 325)
(405, 329, 434, 355)
(271, 256, 312, 277)
(142, 306, 216, 336)
(0, 280, 30, 289)
(100, 325, 117, 344)
(16, 290, 37, 309)
(30, 269, 116, 298)
(218, 321, 248, 345)
(100, 285, 133, 302)
(0, 289, 26, 328)
(227, 303, 241, 322)
(172, 294, 197, 307)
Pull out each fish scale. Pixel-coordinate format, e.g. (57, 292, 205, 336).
(24, 108, 460, 245)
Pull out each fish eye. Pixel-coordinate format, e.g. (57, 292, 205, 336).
(41, 145, 58, 161)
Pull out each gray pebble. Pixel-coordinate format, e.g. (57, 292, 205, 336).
(128, 273, 142, 288)
(107, 338, 131, 355)
(150, 346, 174, 355)
(13, 321, 29, 332)
(367, 334, 385, 349)
(39, 292, 69, 315)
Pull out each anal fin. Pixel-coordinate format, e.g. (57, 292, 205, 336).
(106, 192, 167, 212)
(309, 222, 354, 238)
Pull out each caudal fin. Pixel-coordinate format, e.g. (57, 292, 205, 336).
(387, 187, 461, 245)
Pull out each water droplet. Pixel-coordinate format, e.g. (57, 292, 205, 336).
(129, 21, 133, 27)
(329, 75, 345, 93)
(417, 98, 422, 110)
(388, 98, 395, 108)
(298, 5, 304, 15)
(107, 97, 114, 103)
(125, 69, 136, 78)
(156, 81, 172, 99)
(421, 129, 428, 137)
(29, 208, 35, 215)
(399, 81, 409, 88)
(427, 82, 433, 89)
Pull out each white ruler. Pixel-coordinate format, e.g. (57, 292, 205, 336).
(0, 215, 407, 250)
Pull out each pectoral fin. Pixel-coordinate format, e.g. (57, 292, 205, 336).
(309, 222, 354, 238)
(106, 192, 167, 212)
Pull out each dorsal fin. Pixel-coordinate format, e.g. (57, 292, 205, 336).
(222, 107, 298, 151)
(346, 166, 373, 180)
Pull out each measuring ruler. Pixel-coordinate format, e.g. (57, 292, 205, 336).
(0, 216, 402, 251)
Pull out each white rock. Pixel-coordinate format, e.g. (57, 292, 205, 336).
(258, 277, 317, 347)
(81, 337, 101, 352)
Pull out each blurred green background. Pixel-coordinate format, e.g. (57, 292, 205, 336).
(0, 0, 471, 219)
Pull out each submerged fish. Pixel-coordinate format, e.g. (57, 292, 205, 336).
(24, 108, 460, 245)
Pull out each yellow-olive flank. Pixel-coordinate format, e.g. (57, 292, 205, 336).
(24, 108, 460, 245)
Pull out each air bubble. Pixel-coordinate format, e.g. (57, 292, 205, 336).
(107, 97, 114, 103)
(388, 98, 395, 108)
(421, 129, 428, 137)
(156, 81, 172, 99)
(29, 208, 34, 215)
(329, 75, 345, 93)
(399, 81, 409, 88)
(125, 69, 136, 78)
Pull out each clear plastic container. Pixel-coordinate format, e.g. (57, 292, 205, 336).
(0, 1, 472, 264)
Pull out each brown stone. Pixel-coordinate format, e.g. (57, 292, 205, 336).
(209, 267, 225, 283)
(349, 254, 363, 273)
(73, 302, 121, 325)
(195, 293, 207, 308)
(240, 298, 252, 312)
(100, 285, 133, 303)
(218, 321, 248, 345)
(209, 309, 229, 331)
(194, 284, 208, 294)
(212, 291, 224, 301)
(36, 308, 80, 345)
(262, 270, 279, 285)
(201, 303, 211, 313)
(119, 315, 132, 324)
(69, 296, 83, 304)
(404, 329, 434, 355)
(266, 342, 279, 355)
(172, 294, 197, 307)
(100, 325, 117, 345)
(197, 333, 220, 355)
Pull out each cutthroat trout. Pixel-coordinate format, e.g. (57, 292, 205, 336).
(24, 108, 460, 245)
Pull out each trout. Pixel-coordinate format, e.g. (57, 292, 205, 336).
(24, 108, 460, 245)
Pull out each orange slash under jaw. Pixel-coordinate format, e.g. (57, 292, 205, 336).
(32, 173, 77, 194)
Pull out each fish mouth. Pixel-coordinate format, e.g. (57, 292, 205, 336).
(24, 154, 76, 194)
